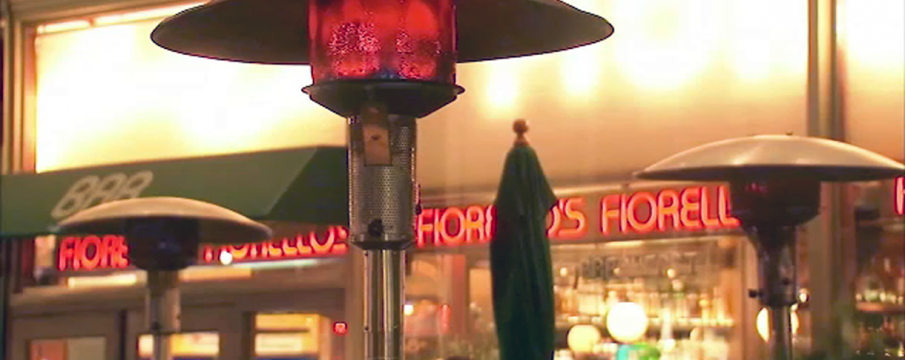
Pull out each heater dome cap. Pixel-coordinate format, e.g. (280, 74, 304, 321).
(636, 135, 905, 182)
(54, 197, 272, 245)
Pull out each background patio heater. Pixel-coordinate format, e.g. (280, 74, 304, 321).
(636, 135, 905, 360)
(150, 1, 613, 360)
(54, 197, 272, 360)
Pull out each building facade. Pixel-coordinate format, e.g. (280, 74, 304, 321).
(1, 0, 903, 359)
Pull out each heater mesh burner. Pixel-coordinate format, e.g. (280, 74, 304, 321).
(349, 115, 416, 250)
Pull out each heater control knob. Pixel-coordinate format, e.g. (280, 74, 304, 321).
(368, 219, 385, 237)
(748, 289, 762, 299)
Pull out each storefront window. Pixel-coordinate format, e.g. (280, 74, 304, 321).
(851, 179, 905, 357)
(23, 0, 905, 359)
(30, 337, 106, 360)
(406, 229, 753, 360)
(137, 332, 219, 360)
(254, 313, 334, 360)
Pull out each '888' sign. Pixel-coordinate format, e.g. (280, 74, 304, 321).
(51, 171, 154, 220)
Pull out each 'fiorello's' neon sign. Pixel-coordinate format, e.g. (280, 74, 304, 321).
(57, 184, 745, 272)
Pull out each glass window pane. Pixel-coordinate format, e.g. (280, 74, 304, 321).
(254, 313, 333, 360)
(30, 337, 106, 360)
(137, 332, 219, 360)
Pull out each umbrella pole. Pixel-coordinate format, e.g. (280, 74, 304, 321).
(146, 271, 180, 360)
(751, 228, 798, 360)
(0, 240, 13, 360)
(349, 109, 416, 360)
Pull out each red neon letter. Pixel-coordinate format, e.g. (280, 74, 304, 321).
(718, 186, 741, 227)
(310, 229, 336, 255)
(895, 177, 904, 216)
(701, 187, 722, 229)
(547, 200, 563, 238)
(332, 226, 349, 255)
(202, 246, 216, 263)
(57, 237, 77, 271)
(416, 209, 436, 248)
(680, 187, 704, 230)
(657, 189, 680, 232)
(234, 244, 252, 260)
(600, 195, 622, 235)
(106, 235, 129, 268)
(79, 236, 105, 271)
(440, 207, 466, 246)
(485, 206, 495, 241)
(295, 234, 312, 255)
(464, 206, 486, 243)
(282, 237, 299, 257)
(558, 198, 588, 239)
(627, 192, 657, 233)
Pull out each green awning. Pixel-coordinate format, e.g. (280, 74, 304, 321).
(1, 146, 348, 238)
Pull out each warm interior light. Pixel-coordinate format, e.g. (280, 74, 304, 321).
(756, 306, 800, 342)
(606, 302, 649, 343)
(567, 324, 602, 354)
(37, 20, 91, 34)
(481, 60, 522, 116)
(840, 0, 905, 71)
(179, 267, 252, 282)
(66, 273, 139, 288)
(139, 332, 220, 357)
(93, 3, 206, 26)
(219, 250, 234, 265)
(33, 0, 812, 176)
(611, 0, 719, 91)
(404, 303, 415, 316)
(34, 18, 343, 172)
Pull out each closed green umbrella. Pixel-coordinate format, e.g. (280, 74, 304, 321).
(491, 120, 557, 360)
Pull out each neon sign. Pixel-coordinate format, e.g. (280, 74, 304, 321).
(57, 227, 350, 272)
(600, 186, 739, 234)
(200, 226, 349, 264)
(58, 235, 131, 271)
(896, 176, 903, 216)
(57, 185, 742, 273)
(415, 197, 591, 248)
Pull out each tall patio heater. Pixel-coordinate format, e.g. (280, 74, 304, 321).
(54, 197, 272, 360)
(636, 135, 905, 360)
(150, 2, 613, 360)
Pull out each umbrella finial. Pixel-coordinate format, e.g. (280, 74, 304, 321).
(513, 119, 529, 146)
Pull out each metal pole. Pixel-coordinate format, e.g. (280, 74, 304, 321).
(349, 107, 416, 360)
(770, 306, 793, 360)
(364, 250, 405, 360)
(146, 270, 180, 360)
(0, 239, 12, 360)
(753, 228, 798, 360)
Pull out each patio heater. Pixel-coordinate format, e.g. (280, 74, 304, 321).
(54, 197, 272, 360)
(636, 135, 905, 360)
(150, 1, 613, 360)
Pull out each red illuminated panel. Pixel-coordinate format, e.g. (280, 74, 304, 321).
(333, 322, 349, 336)
(896, 177, 904, 216)
(309, 0, 456, 83)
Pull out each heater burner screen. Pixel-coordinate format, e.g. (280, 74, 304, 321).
(310, 0, 457, 83)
